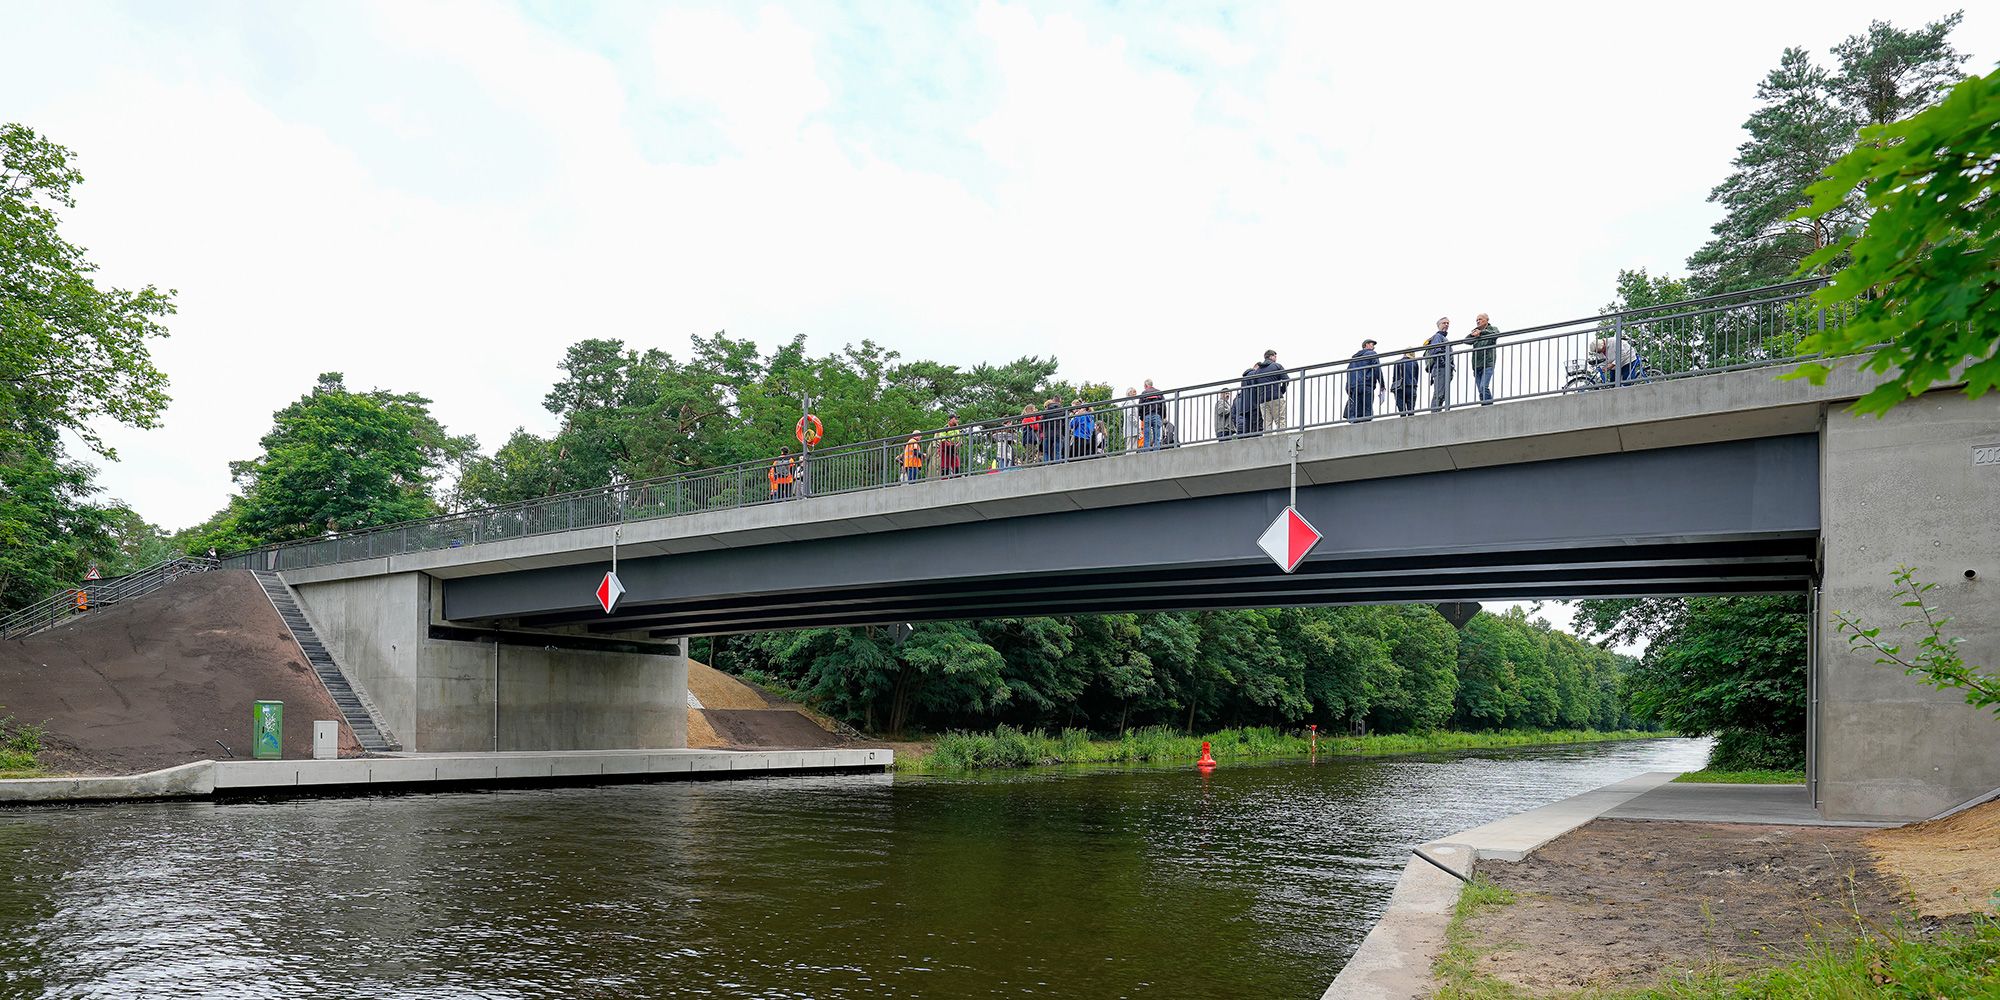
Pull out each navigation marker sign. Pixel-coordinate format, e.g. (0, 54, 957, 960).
(596, 570, 626, 613)
(1257, 506, 1322, 574)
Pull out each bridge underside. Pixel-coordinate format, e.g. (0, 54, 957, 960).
(442, 436, 1820, 634)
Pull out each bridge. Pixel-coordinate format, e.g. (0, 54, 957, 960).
(40, 281, 2000, 822)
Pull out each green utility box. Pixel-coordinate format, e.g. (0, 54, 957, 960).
(252, 700, 284, 760)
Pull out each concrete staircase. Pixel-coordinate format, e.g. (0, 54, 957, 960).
(253, 571, 399, 752)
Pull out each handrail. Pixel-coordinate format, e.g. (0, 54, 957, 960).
(181, 278, 1833, 575)
(0, 557, 219, 640)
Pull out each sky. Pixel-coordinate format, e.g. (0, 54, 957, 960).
(8, 0, 1995, 546)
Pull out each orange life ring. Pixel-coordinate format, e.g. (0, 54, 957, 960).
(795, 414, 824, 446)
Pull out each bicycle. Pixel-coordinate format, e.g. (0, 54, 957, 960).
(1563, 357, 1664, 392)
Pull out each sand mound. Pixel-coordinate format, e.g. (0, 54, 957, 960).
(683, 660, 849, 749)
(1867, 798, 2000, 917)
(0, 570, 361, 774)
(687, 659, 779, 710)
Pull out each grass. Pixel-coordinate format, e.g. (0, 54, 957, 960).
(1430, 874, 1523, 1000)
(1607, 918, 2000, 999)
(1429, 872, 2000, 999)
(1672, 768, 1808, 784)
(0, 715, 44, 774)
(896, 725, 1661, 772)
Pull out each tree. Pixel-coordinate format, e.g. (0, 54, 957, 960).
(1673, 16, 1965, 295)
(219, 373, 475, 546)
(0, 124, 175, 611)
(1786, 65, 1999, 414)
(0, 123, 174, 459)
(1626, 596, 1809, 770)
(1687, 47, 1859, 292)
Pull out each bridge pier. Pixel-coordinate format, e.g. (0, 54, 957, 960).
(1816, 389, 2000, 821)
(290, 572, 687, 753)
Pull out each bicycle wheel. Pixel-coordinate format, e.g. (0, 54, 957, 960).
(1562, 376, 1596, 393)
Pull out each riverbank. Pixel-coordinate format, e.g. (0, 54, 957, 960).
(1432, 802, 2000, 997)
(0, 748, 891, 804)
(896, 724, 1662, 772)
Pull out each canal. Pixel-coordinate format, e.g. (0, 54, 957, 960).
(0, 739, 1706, 998)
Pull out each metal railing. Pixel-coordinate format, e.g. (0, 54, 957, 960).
(0, 557, 219, 640)
(192, 279, 1836, 575)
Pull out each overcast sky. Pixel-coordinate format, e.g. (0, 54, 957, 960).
(9, 0, 1995, 539)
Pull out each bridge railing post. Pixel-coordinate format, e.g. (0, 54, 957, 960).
(1611, 315, 1625, 388)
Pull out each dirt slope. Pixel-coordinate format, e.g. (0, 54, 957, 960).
(1867, 798, 2000, 917)
(685, 660, 847, 749)
(0, 570, 361, 775)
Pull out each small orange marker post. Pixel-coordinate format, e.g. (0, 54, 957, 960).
(1196, 740, 1217, 770)
(1308, 724, 1318, 753)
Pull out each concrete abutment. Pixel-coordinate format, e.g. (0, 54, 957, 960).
(1817, 389, 2000, 821)
(292, 571, 686, 753)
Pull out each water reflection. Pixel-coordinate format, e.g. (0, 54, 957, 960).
(0, 740, 1706, 999)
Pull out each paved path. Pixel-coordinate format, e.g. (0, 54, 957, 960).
(1602, 782, 1893, 827)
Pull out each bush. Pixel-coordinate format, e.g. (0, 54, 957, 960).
(1709, 728, 1804, 771)
(0, 716, 44, 772)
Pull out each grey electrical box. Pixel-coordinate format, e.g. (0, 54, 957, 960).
(313, 720, 338, 760)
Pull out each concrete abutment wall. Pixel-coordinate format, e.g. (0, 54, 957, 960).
(292, 571, 686, 753)
(1818, 390, 2000, 821)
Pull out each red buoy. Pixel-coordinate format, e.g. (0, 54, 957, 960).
(1196, 740, 1217, 770)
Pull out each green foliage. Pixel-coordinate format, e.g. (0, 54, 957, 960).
(1833, 567, 1998, 714)
(733, 604, 1630, 742)
(0, 123, 175, 460)
(0, 125, 175, 612)
(1673, 769, 1807, 784)
(1623, 596, 1808, 770)
(905, 725, 1654, 772)
(199, 373, 475, 548)
(1787, 66, 2000, 414)
(1605, 918, 2000, 999)
(1686, 15, 1966, 294)
(1709, 729, 1806, 772)
(1430, 875, 1520, 1000)
(0, 715, 45, 772)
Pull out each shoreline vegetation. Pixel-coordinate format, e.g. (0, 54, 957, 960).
(1671, 768, 1806, 784)
(893, 724, 1664, 772)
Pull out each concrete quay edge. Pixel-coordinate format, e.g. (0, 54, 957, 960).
(0, 748, 892, 804)
(1322, 770, 1678, 1000)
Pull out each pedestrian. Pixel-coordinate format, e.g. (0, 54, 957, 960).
(1587, 337, 1646, 386)
(938, 414, 965, 478)
(1215, 388, 1237, 440)
(901, 433, 924, 483)
(1425, 317, 1454, 411)
(1121, 388, 1140, 452)
(993, 417, 1017, 470)
(768, 446, 796, 500)
(1069, 399, 1095, 460)
(1390, 347, 1421, 416)
(1246, 349, 1288, 433)
(1344, 339, 1383, 422)
(1138, 379, 1166, 451)
(1018, 404, 1042, 466)
(1468, 313, 1501, 404)
(1042, 397, 1066, 463)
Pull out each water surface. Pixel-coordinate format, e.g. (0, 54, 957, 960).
(0, 739, 1707, 998)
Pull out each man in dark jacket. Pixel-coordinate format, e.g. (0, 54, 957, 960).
(1137, 379, 1167, 451)
(1390, 348, 1421, 416)
(1425, 318, 1454, 411)
(1344, 339, 1383, 422)
(1243, 350, 1287, 434)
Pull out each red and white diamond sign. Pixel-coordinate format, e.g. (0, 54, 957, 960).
(596, 570, 626, 613)
(1257, 506, 1322, 574)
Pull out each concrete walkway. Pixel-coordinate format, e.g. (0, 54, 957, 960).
(1602, 781, 1893, 827)
(0, 747, 891, 804)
